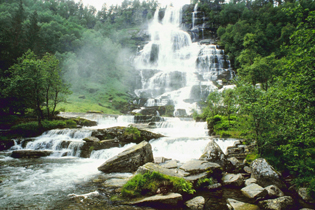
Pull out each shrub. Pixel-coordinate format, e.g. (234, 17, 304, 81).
(196, 178, 213, 188)
(245, 152, 260, 165)
(121, 171, 195, 198)
(124, 126, 141, 140)
(11, 119, 77, 137)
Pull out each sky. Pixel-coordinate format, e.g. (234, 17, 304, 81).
(76, 0, 191, 11)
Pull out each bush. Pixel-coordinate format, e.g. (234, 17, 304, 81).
(121, 171, 195, 198)
(11, 119, 77, 137)
(196, 177, 213, 188)
(124, 126, 141, 140)
(245, 152, 260, 165)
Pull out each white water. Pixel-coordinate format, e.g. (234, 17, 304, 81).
(134, 5, 233, 116)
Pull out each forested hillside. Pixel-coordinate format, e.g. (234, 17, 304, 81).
(0, 0, 158, 117)
(196, 0, 315, 198)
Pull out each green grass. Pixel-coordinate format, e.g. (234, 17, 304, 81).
(121, 171, 195, 198)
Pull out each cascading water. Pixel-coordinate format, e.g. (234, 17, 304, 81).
(0, 4, 238, 210)
(134, 5, 233, 116)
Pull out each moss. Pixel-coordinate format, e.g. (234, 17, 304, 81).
(245, 152, 260, 165)
(196, 178, 213, 188)
(124, 126, 141, 141)
(89, 146, 94, 151)
(121, 171, 195, 198)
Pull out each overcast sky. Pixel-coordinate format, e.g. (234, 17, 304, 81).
(76, 0, 191, 11)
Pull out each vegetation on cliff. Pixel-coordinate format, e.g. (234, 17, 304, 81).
(196, 0, 315, 197)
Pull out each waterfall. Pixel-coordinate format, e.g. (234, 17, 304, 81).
(134, 5, 233, 116)
(192, 3, 198, 29)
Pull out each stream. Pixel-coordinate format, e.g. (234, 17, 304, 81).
(0, 114, 239, 209)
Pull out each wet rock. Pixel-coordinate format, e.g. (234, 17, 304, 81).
(103, 178, 129, 188)
(226, 157, 244, 173)
(0, 139, 14, 151)
(83, 136, 100, 143)
(180, 159, 222, 177)
(222, 173, 244, 187)
(72, 118, 97, 127)
(154, 157, 165, 164)
(80, 139, 121, 158)
(136, 162, 183, 178)
(207, 183, 222, 190)
(91, 126, 164, 144)
(250, 158, 286, 189)
(298, 188, 315, 204)
(161, 160, 178, 169)
(199, 140, 227, 167)
(265, 185, 284, 198)
(244, 166, 252, 174)
(241, 183, 268, 200)
(68, 191, 99, 200)
(185, 196, 205, 210)
(129, 193, 183, 207)
(98, 141, 153, 173)
(11, 150, 53, 158)
(258, 196, 294, 210)
(245, 178, 257, 186)
(226, 198, 260, 210)
(184, 172, 208, 182)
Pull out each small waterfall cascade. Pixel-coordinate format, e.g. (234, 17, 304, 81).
(25, 129, 92, 157)
(192, 3, 198, 29)
(134, 5, 233, 116)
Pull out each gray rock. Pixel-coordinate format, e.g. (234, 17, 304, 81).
(129, 193, 182, 207)
(11, 150, 53, 158)
(244, 166, 252, 173)
(184, 172, 208, 182)
(258, 196, 294, 210)
(222, 173, 244, 187)
(250, 158, 286, 189)
(241, 183, 268, 199)
(83, 136, 100, 143)
(200, 140, 226, 167)
(161, 160, 178, 169)
(245, 178, 257, 186)
(208, 183, 222, 190)
(298, 188, 315, 204)
(103, 178, 129, 188)
(265, 185, 284, 198)
(185, 196, 205, 210)
(226, 198, 260, 210)
(180, 159, 222, 177)
(98, 141, 153, 173)
(136, 162, 183, 178)
(154, 157, 165, 164)
(226, 157, 244, 173)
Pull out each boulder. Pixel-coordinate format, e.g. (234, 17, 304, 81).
(129, 193, 183, 207)
(80, 139, 121, 158)
(136, 162, 183, 178)
(161, 160, 178, 169)
(226, 157, 244, 173)
(185, 196, 205, 210)
(199, 140, 227, 167)
(83, 136, 100, 143)
(265, 185, 284, 198)
(226, 198, 260, 210)
(103, 178, 129, 188)
(154, 157, 165, 164)
(241, 183, 268, 200)
(180, 159, 223, 178)
(207, 183, 222, 190)
(222, 173, 244, 187)
(244, 166, 252, 174)
(184, 172, 208, 182)
(91, 126, 164, 144)
(98, 141, 153, 173)
(11, 150, 53, 158)
(298, 188, 315, 204)
(258, 196, 294, 210)
(0, 139, 15, 151)
(250, 158, 286, 189)
(245, 178, 257, 186)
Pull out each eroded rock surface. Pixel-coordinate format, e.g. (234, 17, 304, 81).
(11, 150, 53, 158)
(185, 196, 205, 210)
(98, 141, 153, 173)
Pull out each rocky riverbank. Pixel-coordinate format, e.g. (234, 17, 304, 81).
(83, 139, 315, 210)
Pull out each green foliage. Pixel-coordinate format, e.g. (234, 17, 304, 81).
(124, 126, 141, 140)
(121, 171, 195, 198)
(245, 152, 260, 165)
(10, 119, 77, 137)
(196, 177, 213, 188)
(164, 105, 175, 117)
